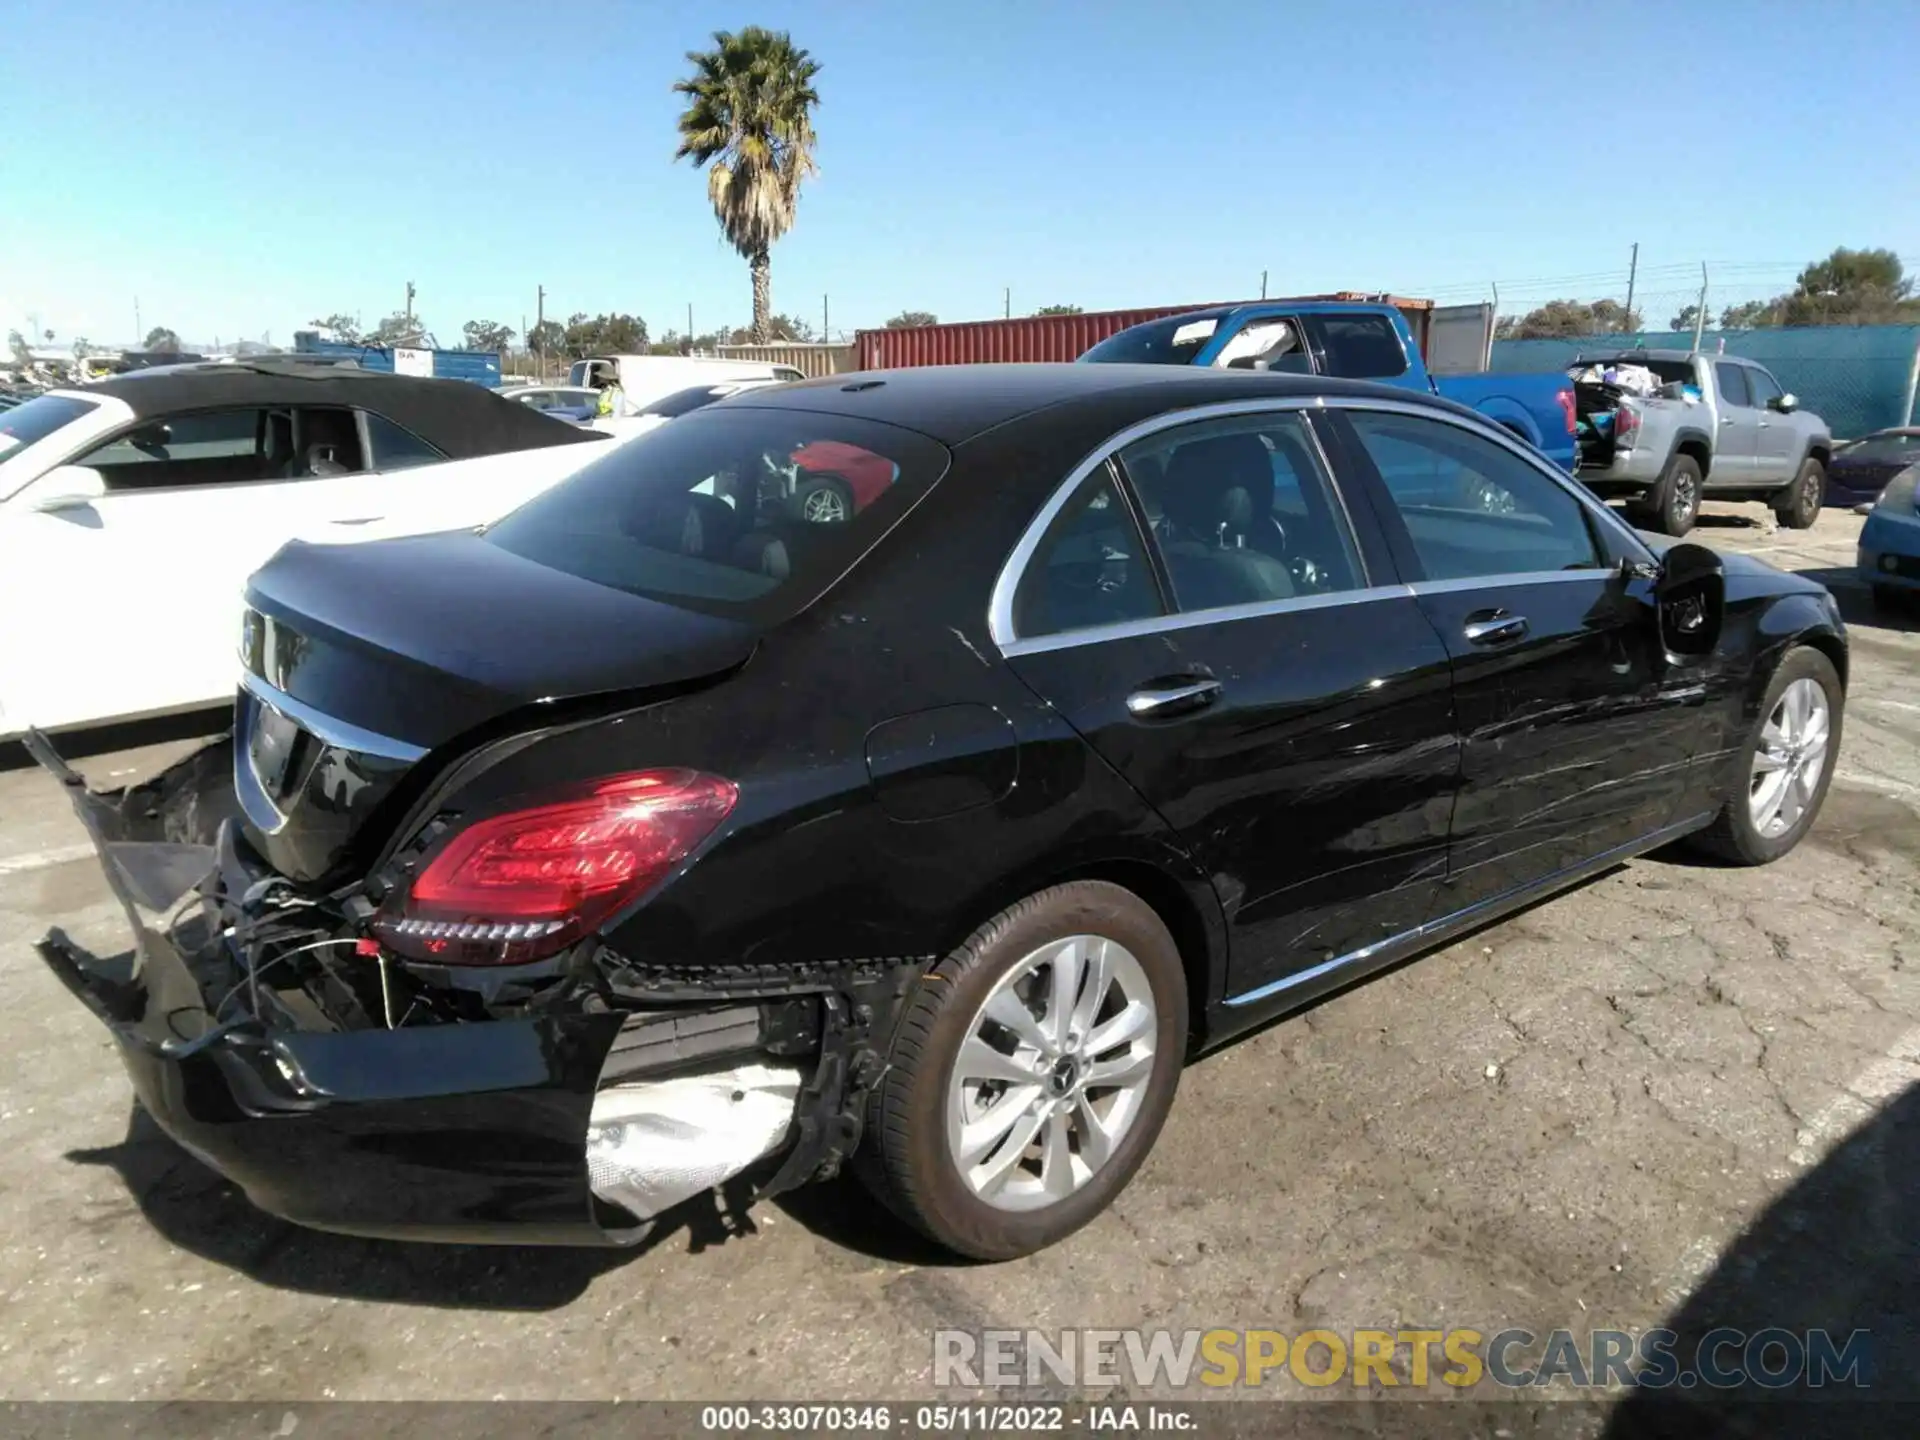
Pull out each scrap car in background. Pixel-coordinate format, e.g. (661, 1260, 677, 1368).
(0, 361, 610, 736)
(1857, 459, 1920, 608)
(32, 363, 1845, 1261)
(1828, 427, 1920, 509)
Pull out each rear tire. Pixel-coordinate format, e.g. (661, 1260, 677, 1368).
(857, 881, 1187, 1261)
(1773, 458, 1825, 529)
(1686, 647, 1842, 866)
(1644, 453, 1702, 536)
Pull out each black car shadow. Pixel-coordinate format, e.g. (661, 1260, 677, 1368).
(1603, 1082, 1919, 1439)
(1791, 564, 1920, 636)
(66, 1103, 771, 1310)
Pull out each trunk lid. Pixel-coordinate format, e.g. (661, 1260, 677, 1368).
(237, 531, 758, 882)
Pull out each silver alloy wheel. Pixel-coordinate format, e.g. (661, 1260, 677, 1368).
(946, 934, 1157, 1212)
(1672, 471, 1698, 525)
(802, 485, 849, 523)
(1749, 677, 1831, 838)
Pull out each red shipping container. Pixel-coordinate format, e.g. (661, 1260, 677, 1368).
(854, 295, 1434, 370)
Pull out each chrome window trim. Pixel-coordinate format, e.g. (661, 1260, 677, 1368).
(988, 393, 1651, 653)
(999, 583, 1415, 658)
(1407, 568, 1612, 597)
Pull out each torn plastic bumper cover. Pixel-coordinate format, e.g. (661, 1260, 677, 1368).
(25, 729, 918, 1245)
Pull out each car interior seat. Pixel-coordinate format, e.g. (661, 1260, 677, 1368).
(1154, 435, 1295, 609)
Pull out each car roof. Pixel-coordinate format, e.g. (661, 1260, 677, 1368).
(717, 363, 1472, 445)
(79, 362, 600, 458)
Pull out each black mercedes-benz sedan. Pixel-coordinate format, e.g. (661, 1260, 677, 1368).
(31, 363, 1847, 1260)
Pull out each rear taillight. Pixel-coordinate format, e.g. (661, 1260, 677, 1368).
(374, 769, 738, 965)
(1614, 404, 1642, 445)
(1555, 388, 1577, 435)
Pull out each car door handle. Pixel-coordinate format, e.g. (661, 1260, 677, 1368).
(1126, 678, 1222, 718)
(1463, 611, 1528, 646)
(1720, 416, 1735, 425)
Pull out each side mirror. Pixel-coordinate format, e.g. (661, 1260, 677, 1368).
(1769, 393, 1799, 414)
(1654, 541, 1725, 655)
(25, 464, 108, 513)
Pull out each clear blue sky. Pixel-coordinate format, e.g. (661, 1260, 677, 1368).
(3, 0, 1914, 349)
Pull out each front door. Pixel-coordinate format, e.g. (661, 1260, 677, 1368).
(1330, 405, 1708, 910)
(997, 408, 1461, 1004)
(1710, 361, 1762, 486)
(1742, 365, 1797, 483)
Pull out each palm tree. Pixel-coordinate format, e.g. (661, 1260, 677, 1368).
(673, 27, 821, 343)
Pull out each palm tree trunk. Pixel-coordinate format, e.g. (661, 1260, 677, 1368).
(751, 248, 771, 343)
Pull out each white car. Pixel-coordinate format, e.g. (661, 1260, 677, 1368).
(0, 362, 614, 737)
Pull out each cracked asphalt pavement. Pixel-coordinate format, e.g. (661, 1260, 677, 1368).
(0, 502, 1914, 1405)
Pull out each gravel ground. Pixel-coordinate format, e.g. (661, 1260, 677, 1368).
(0, 502, 1913, 1414)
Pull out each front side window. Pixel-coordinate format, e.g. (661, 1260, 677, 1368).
(362, 411, 446, 471)
(1122, 411, 1364, 610)
(1305, 314, 1409, 379)
(77, 407, 274, 491)
(1845, 433, 1916, 462)
(484, 407, 948, 622)
(1744, 367, 1783, 407)
(1715, 363, 1752, 407)
(1212, 318, 1311, 374)
(1344, 410, 1602, 581)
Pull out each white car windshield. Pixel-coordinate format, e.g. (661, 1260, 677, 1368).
(0, 393, 99, 460)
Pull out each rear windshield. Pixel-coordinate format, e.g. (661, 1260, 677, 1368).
(482, 407, 949, 621)
(0, 393, 99, 461)
(1079, 314, 1223, 366)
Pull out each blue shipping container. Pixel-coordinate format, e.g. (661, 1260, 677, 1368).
(291, 332, 502, 386)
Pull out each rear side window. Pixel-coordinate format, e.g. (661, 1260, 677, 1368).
(1715, 363, 1751, 407)
(363, 412, 446, 471)
(1012, 467, 1163, 638)
(1305, 314, 1408, 379)
(1344, 411, 1602, 581)
(484, 408, 949, 622)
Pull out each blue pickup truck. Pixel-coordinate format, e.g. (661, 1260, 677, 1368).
(1080, 301, 1577, 471)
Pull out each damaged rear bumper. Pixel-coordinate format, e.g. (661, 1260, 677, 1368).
(26, 730, 916, 1246)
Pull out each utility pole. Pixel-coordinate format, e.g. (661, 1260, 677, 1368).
(404, 280, 417, 329)
(1691, 263, 1709, 353)
(1488, 282, 1500, 369)
(687, 303, 694, 353)
(134, 295, 141, 342)
(535, 284, 546, 379)
(1004, 287, 1011, 320)
(1261, 270, 1268, 300)
(822, 293, 829, 343)
(1623, 243, 1639, 331)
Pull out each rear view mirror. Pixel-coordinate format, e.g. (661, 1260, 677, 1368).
(1655, 541, 1725, 655)
(26, 464, 108, 513)
(1769, 393, 1799, 414)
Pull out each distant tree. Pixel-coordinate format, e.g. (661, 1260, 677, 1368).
(1497, 298, 1642, 340)
(885, 311, 939, 329)
(71, 336, 92, 360)
(525, 319, 565, 357)
(369, 312, 427, 347)
(649, 329, 691, 356)
(6, 330, 29, 365)
(1669, 305, 1702, 333)
(308, 313, 363, 345)
(142, 326, 182, 353)
(673, 27, 822, 342)
(1719, 299, 1780, 330)
(1777, 247, 1916, 325)
(461, 319, 515, 353)
(765, 313, 815, 342)
(1033, 304, 1083, 317)
(562, 312, 648, 359)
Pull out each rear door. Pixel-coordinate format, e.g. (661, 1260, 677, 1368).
(1743, 365, 1797, 482)
(996, 403, 1461, 1005)
(1327, 403, 1708, 909)
(1709, 361, 1761, 485)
